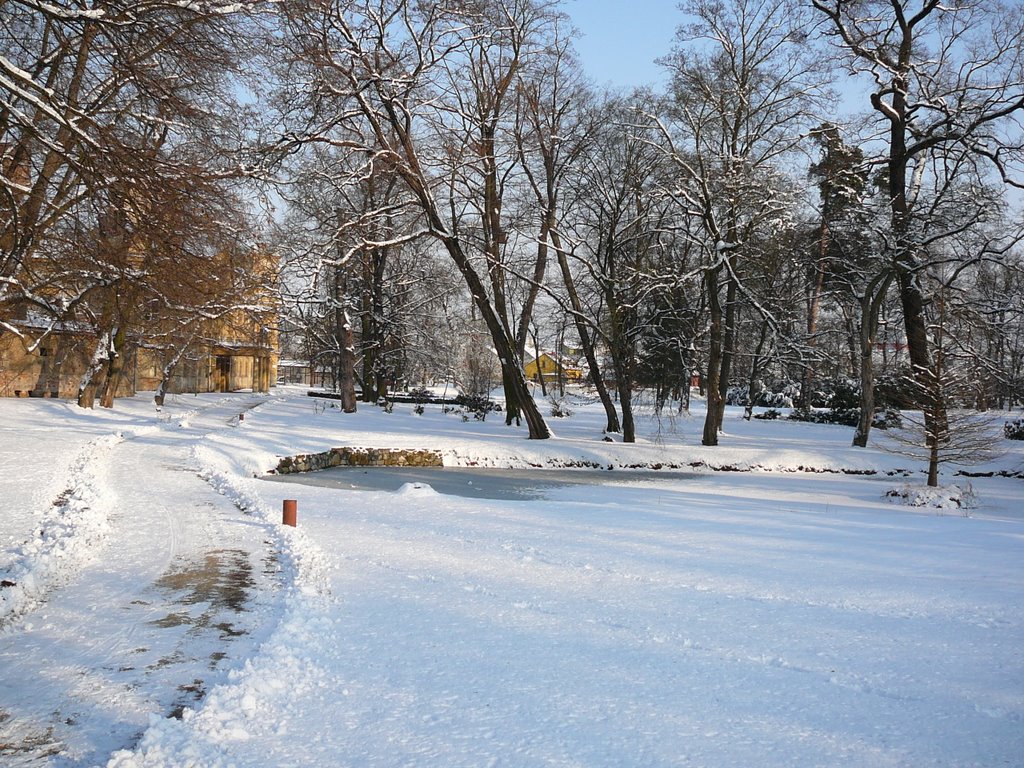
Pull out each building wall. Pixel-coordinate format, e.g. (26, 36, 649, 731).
(0, 332, 121, 398)
(525, 353, 583, 384)
(1, 245, 279, 399)
(1, 333, 277, 399)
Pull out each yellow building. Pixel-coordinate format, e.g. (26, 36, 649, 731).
(0, 322, 110, 398)
(0, 318, 277, 399)
(524, 352, 582, 384)
(1, 252, 278, 399)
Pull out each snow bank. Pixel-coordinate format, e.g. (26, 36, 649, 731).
(0, 431, 124, 623)
(884, 482, 979, 513)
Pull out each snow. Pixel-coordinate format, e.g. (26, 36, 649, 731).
(2, 387, 1023, 766)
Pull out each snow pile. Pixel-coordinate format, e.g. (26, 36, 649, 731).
(0, 430, 124, 623)
(108, 610, 340, 768)
(884, 482, 979, 513)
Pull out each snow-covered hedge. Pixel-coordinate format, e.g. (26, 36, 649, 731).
(1005, 418, 1024, 440)
(725, 380, 796, 408)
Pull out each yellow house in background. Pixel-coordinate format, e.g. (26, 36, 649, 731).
(524, 352, 582, 384)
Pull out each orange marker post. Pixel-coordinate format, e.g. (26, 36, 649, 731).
(282, 499, 297, 527)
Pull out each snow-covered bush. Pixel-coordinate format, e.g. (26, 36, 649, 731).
(549, 396, 573, 418)
(789, 406, 860, 427)
(873, 407, 902, 430)
(787, 378, 901, 429)
(455, 393, 495, 412)
(829, 378, 860, 410)
(884, 483, 977, 515)
(725, 385, 750, 406)
(875, 370, 918, 409)
(758, 389, 794, 408)
(453, 393, 497, 421)
(408, 386, 432, 403)
(1004, 418, 1024, 440)
(725, 380, 796, 408)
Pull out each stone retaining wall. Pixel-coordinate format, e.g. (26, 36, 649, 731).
(275, 447, 443, 474)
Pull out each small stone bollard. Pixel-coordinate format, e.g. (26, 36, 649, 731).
(282, 499, 297, 527)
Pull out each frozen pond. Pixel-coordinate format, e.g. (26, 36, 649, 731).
(265, 466, 703, 500)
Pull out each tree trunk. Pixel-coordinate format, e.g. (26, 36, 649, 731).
(878, 70, 946, 472)
(553, 232, 620, 434)
(154, 354, 179, 407)
(360, 291, 377, 402)
(927, 437, 940, 487)
(500, 363, 523, 426)
(924, 375, 946, 487)
(744, 319, 769, 421)
(852, 312, 876, 448)
(335, 264, 357, 413)
(530, 328, 547, 397)
(681, 348, 692, 414)
(800, 218, 830, 409)
(338, 309, 358, 413)
(853, 271, 893, 447)
(716, 273, 739, 432)
(98, 325, 129, 408)
(78, 330, 112, 409)
(438, 231, 550, 438)
(515, 213, 550, 363)
(618, 376, 635, 444)
(702, 267, 723, 446)
(360, 242, 388, 403)
(843, 307, 859, 379)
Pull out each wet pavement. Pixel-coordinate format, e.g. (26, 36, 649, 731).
(0, 545, 269, 766)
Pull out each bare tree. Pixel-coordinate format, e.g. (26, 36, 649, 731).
(1, 0, 269, 408)
(564, 95, 680, 442)
(511, 26, 623, 433)
(657, 0, 828, 445)
(277, 0, 557, 438)
(1, 0, 262, 326)
(884, 287, 1004, 486)
(813, 0, 1024, 470)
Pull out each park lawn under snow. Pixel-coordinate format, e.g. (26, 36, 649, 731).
(1, 387, 1023, 766)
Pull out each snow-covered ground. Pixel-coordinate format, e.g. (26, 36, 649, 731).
(1, 387, 1022, 766)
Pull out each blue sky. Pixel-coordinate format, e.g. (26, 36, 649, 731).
(564, 1, 681, 90)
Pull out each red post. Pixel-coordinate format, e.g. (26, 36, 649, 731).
(282, 499, 297, 527)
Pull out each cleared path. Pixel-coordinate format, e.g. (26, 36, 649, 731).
(0, 395, 280, 767)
